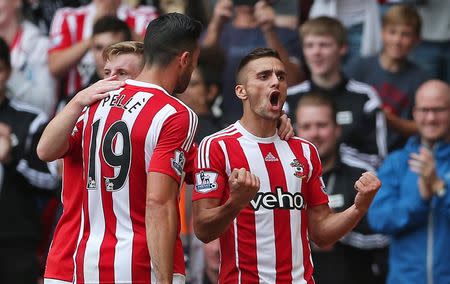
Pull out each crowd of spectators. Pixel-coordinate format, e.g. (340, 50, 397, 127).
(0, 0, 449, 283)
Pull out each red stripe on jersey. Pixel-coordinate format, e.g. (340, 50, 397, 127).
(197, 125, 234, 169)
(75, 188, 89, 283)
(76, 103, 101, 283)
(225, 137, 260, 283)
(125, 88, 153, 283)
(302, 211, 315, 284)
(288, 141, 316, 283)
(128, 86, 177, 282)
(44, 149, 83, 282)
(97, 104, 125, 283)
(77, 81, 192, 281)
(215, 133, 239, 284)
(258, 143, 293, 283)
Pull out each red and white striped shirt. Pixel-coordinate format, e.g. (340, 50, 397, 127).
(44, 148, 83, 284)
(44, 115, 86, 284)
(73, 79, 197, 283)
(49, 3, 158, 97)
(193, 122, 328, 284)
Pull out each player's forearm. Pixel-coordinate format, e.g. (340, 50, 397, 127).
(48, 39, 91, 77)
(311, 205, 366, 248)
(193, 200, 241, 243)
(145, 200, 177, 283)
(37, 99, 84, 161)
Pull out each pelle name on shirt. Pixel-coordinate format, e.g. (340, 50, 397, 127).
(102, 94, 148, 113)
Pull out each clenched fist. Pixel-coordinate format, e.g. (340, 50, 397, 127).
(354, 172, 381, 212)
(228, 168, 260, 211)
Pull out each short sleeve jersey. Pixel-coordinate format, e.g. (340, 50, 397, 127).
(72, 79, 197, 284)
(48, 3, 158, 97)
(193, 122, 328, 283)
(44, 115, 85, 284)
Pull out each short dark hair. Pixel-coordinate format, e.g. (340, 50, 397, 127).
(143, 13, 203, 67)
(296, 92, 337, 124)
(236, 47, 281, 82)
(0, 37, 11, 68)
(93, 16, 132, 41)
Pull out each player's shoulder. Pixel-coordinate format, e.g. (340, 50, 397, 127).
(288, 136, 321, 158)
(198, 124, 240, 150)
(288, 136, 315, 147)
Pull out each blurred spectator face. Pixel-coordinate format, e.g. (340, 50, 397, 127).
(413, 81, 450, 144)
(0, 0, 20, 26)
(104, 53, 142, 81)
(237, 56, 287, 121)
(295, 104, 340, 159)
(180, 68, 211, 109)
(92, 32, 128, 76)
(0, 58, 10, 93)
(302, 34, 346, 77)
(382, 24, 419, 61)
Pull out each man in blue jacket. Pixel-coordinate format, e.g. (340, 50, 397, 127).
(368, 79, 450, 284)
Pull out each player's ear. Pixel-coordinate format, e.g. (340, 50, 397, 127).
(235, 84, 247, 100)
(179, 51, 190, 68)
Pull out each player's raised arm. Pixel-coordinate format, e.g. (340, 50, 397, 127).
(37, 76, 123, 161)
(308, 172, 381, 248)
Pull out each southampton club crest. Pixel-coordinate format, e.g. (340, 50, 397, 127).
(290, 159, 307, 179)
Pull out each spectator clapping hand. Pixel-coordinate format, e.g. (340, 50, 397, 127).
(409, 146, 439, 199)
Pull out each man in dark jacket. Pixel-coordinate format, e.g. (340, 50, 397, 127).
(295, 92, 389, 284)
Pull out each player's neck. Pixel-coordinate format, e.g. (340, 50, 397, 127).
(134, 66, 177, 95)
(0, 20, 20, 45)
(239, 114, 277, 138)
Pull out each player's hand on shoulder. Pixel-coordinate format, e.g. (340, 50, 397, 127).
(354, 171, 381, 211)
(73, 76, 124, 107)
(278, 112, 294, 140)
(229, 168, 260, 210)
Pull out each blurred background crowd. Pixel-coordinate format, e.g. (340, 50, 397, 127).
(0, 0, 449, 283)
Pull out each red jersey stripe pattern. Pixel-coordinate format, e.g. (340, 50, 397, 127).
(193, 122, 328, 283)
(73, 79, 196, 283)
